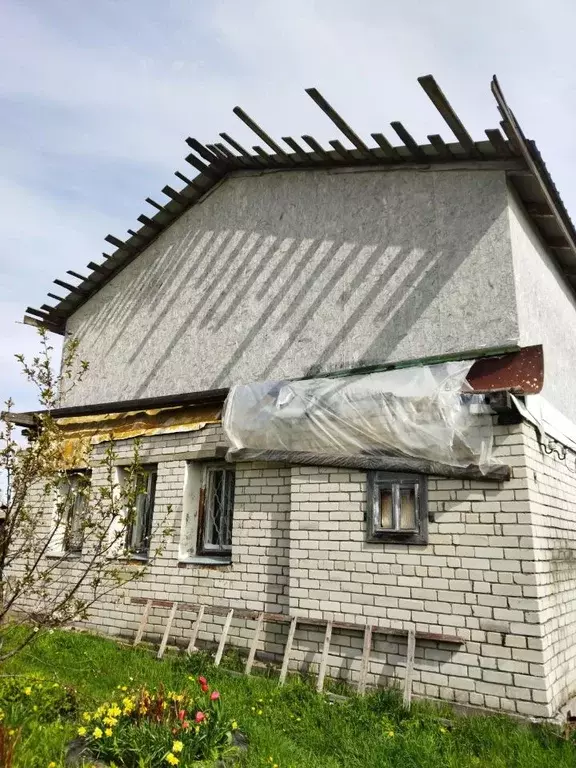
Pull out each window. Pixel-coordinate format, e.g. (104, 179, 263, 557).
(58, 471, 90, 554)
(366, 472, 427, 544)
(126, 466, 157, 558)
(196, 465, 235, 558)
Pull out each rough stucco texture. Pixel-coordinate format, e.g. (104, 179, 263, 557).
(509, 190, 576, 423)
(63, 168, 518, 406)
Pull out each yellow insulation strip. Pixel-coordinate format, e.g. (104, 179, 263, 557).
(57, 404, 222, 467)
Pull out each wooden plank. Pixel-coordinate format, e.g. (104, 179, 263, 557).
(281, 136, 311, 164)
(525, 202, 554, 218)
(47, 292, 66, 302)
(105, 234, 135, 251)
(87, 261, 111, 275)
(316, 620, 333, 693)
(252, 146, 281, 166)
(548, 236, 571, 249)
(329, 139, 354, 161)
(390, 122, 427, 161)
(214, 609, 234, 666)
(219, 132, 266, 167)
(402, 628, 416, 709)
(184, 153, 221, 179)
(301, 135, 332, 162)
(418, 75, 480, 158)
(137, 214, 163, 231)
(279, 616, 298, 685)
(186, 605, 205, 654)
(485, 128, 512, 157)
(134, 598, 152, 646)
(370, 133, 402, 161)
(357, 623, 373, 695)
(26, 307, 51, 319)
(232, 106, 295, 165)
(162, 185, 188, 204)
(185, 137, 223, 165)
(145, 197, 165, 212)
(66, 270, 89, 282)
(305, 88, 372, 158)
(53, 279, 85, 295)
(427, 134, 452, 159)
(157, 602, 179, 660)
(244, 612, 265, 675)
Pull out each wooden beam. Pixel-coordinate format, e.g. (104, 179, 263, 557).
(233, 106, 295, 165)
(390, 122, 427, 161)
(162, 185, 188, 205)
(548, 236, 571, 249)
(402, 628, 416, 710)
(329, 139, 353, 162)
(214, 609, 234, 666)
(66, 270, 89, 282)
(185, 137, 223, 166)
(281, 137, 311, 164)
(26, 307, 51, 319)
(87, 261, 111, 275)
(370, 133, 402, 162)
(305, 87, 372, 158)
(316, 620, 333, 693)
(252, 146, 281, 166)
(157, 602, 179, 660)
(301, 135, 332, 162)
(245, 612, 265, 675)
(54, 279, 85, 294)
(279, 617, 298, 685)
(145, 197, 165, 212)
(525, 202, 554, 218)
(137, 214, 163, 231)
(219, 132, 266, 166)
(186, 605, 205, 655)
(105, 234, 136, 252)
(485, 128, 512, 157)
(134, 599, 152, 646)
(427, 134, 452, 159)
(185, 152, 221, 179)
(47, 292, 66, 302)
(418, 75, 480, 158)
(357, 623, 373, 695)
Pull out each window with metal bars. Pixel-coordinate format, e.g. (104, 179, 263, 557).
(196, 465, 235, 557)
(59, 471, 91, 553)
(366, 472, 428, 544)
(126, 466, 157, 558)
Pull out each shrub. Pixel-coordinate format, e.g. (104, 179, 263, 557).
(0, 675, 77, 724)
(78, 675, 238, 767)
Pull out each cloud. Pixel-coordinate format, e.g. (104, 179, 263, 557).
(1, 0, 576, 411)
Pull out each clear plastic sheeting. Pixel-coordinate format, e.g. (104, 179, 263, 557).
(223, 362, 496, 472)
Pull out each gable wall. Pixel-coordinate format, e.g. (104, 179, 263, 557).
(62, 168, 518, 406)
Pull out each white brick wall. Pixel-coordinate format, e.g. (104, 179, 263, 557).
(11, 418, 576, 718)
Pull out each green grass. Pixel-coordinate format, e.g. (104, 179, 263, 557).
(1, 629, 575, 767)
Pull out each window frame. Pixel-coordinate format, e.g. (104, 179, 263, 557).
(57, 470, 91, 554)
(366, 471, 428, 545)
(125, 465, 157, 559)
(196, 464, 235, 559)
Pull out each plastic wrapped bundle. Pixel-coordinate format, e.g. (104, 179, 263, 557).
(222, 362, 497, 473)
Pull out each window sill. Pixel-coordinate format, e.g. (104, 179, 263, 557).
(178, 556, 232, 568)
(46, 551, 82, 560)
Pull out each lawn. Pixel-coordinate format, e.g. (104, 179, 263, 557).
(0, 629, 575, 767)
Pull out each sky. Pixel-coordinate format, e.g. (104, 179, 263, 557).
(1, 0, 576, 413)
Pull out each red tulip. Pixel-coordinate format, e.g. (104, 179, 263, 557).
(201, 684, 209, 693)
(198, 676, 207, 685)
(177, 709, 186, 721)
(195, 711, 205, 723)
(210, 691, 220, 701)
(182, 721, 189, 729)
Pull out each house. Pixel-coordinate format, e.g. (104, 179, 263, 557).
(15, 75, 576, 718)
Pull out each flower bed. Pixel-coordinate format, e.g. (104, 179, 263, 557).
(75, 675, 238, 767)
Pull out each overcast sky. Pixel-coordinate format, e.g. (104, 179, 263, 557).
(1, 0, 575, 412)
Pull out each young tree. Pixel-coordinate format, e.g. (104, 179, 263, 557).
(0, 329, 170, 661)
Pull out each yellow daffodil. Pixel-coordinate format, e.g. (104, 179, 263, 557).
(166, 753, 179, 766)
(258, 710, 263, 716)
(82, 712, 92, 722)
(93, 727, 103, 739)
(108, 705, 121, 717)
(172, 740, 183, 753)
(387, 731, 394, 738)
(24, 687, 32, 696)
(77, 727, 87, 736)
(48, 762, 57, 767)
(231, 720, 238, 730)
(105, 728, 113, 737)
(439, 726, 447, 733)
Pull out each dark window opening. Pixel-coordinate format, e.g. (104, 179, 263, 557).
(196, 465, 235, 557)
(367, 472, 428, 544)
(126, 466, 157, 558)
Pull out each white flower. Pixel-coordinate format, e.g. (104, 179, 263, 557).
(33, 627, 39, 633)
